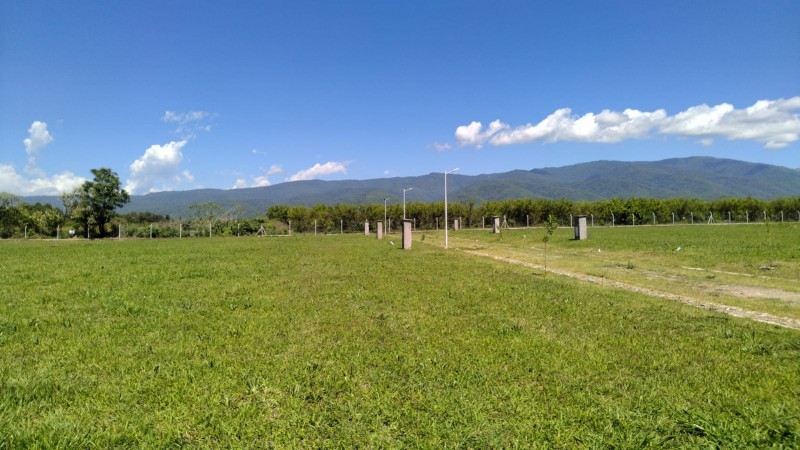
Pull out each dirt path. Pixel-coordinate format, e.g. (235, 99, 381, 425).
(463, 249, 800, 330)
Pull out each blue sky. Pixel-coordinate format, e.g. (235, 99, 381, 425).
(1, 1, 798, 196)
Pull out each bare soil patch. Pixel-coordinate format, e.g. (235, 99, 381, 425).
(464, 249, 800, 330)
(712, 285, 800, 304)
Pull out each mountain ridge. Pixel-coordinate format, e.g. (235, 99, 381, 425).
(19, 157, 800, 218)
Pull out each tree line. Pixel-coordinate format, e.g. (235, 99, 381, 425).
(266, 196, 800, 232)
(2, 167, 799, 238)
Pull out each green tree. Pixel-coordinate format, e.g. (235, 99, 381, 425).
(0, 193, 21, 238)
(266, 205, 289, 222)
(0, 192, 19, 209)
(19, 202, 63, 237)
(188, 202, 223, 236)
(70, 168, 130, 238)
(542, 214, 559, 275)
(287, 206, 310, 232)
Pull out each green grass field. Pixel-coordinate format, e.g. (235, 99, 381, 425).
(1, 234, 799, 447)
(437, 223, 800, 321)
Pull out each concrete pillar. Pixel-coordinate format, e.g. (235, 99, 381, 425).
(364, 221, 369, 236)
(574, 215, 588, 240)
(402, 219, 412, 249)
(492, 216, 500, 234)
(453, 219, 459, 231)
(377, 221, 383, 240)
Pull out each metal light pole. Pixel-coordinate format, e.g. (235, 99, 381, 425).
(383, 197, 388, 235)
(444, 168, 459, 249)
(403, 187, 413, 219)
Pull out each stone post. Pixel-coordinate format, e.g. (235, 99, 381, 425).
(377, 221, 383, 240)
(364, 221, 369, 236)
(402, 219, 412, 249)
(453, 219, 459, 231)
(574, 215, 588, 240)
(492, 216, 500, 234)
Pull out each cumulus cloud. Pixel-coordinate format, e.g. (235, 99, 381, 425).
(289, 161, 348, 181)
(125, 140, 192, 194)
(455, 97, 800, 149)
(251, 175, 271, 187)
(231, 176, 270, 189)
(0, 164, 85, 195)
(23, 121, 54, 174)
(455, 121, 488, 147)
(0, 121, 84, 195)
(231, 165, 283, 189)
(659, 98, 800, 149)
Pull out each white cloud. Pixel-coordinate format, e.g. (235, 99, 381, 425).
(699, 138, 715, 147)
(28, 171, 86, 195)
(659, 97, 800, 149)
(0, 164, 85, 195)
(428, 142, 453, 152)
(125, 140, 192, 194)
(23, 121, 54, 175)
(455, 97, 800, 149)
(289, 161, 348, 181)
(162, 110, 214, 139)
(0, 122, 84, 195)
(251, 175, 271, 187)
(0, 165, 25, 192)
(162, 110, 209, 123)
(454, 121, 487, 147)
(457, 110, 667, 147)
(231, 165, 282, 189)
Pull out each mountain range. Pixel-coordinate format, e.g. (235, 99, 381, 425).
(21, 157, 800, 218)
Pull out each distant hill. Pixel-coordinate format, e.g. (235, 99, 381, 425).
(21, 157, 800, 218)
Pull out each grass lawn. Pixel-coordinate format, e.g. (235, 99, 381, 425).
(1, 235, 799, 447)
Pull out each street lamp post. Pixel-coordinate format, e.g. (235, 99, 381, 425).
(444, 168, 459, 249)
(403, 187, 413, 220)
